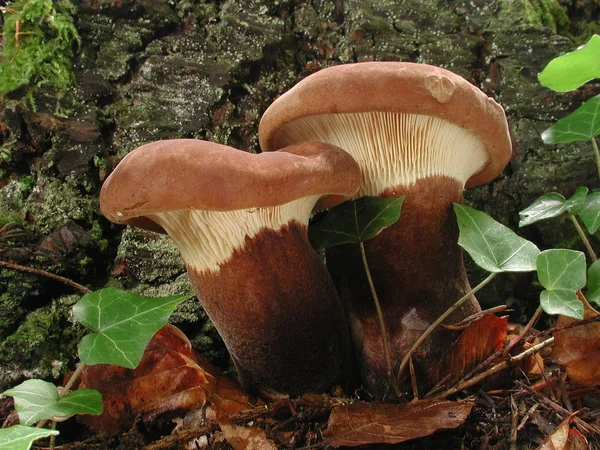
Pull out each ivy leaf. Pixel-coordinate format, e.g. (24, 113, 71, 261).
(538, 35, 600, 92)
(586, 259, 600, 307)
(0, 425, 59, 450)
(1, 380, 102, 426)
(454, 203, 540, 273)
(541, 95, 600, 144)
(540, 290, 584, 318)
(537, 249, 585, 319)
(73, 288, 190, 369)
(519, 187, 588, 227)
(308, 197, 404, 250)
(574, 192, 600, 234)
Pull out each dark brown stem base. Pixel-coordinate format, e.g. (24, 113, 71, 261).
(326, 176, 480, 398)
(188, 222, 352, 395)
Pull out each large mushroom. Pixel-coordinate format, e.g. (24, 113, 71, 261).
(99, 139, 359, 394)
(258, 62, 512, 396)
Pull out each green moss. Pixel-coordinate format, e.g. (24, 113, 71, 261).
(0, 178, 34, 228)
(24, 175, 96, 234)
(0, 295, 84, 389)
(115, 227, 185, 285)
(88, 220, 108, 252)
(0, 0, 81, 109)
(499, 0, 568, 33)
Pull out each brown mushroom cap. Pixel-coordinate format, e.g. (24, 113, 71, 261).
(258, 61, 512, 190)
(99, 139, 360, 234)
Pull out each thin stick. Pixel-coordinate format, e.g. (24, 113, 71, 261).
(359, 242, 402, 399)
(569, 214, 597, 261)
(395, 272, 497, 383)
(0, 260, 91, 294)
(504, 305, 543, 356)
(519, 382, 600, 435)
(510, 395, 518, 450)
(591, 137, 600, 181)
(437, 337, 554, 399)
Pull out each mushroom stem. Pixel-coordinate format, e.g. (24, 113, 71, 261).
(327, 176, 481, 397)
(395, 271, 497, 385)
(358, 241, 402, 398)
(151, 208, 352, 394)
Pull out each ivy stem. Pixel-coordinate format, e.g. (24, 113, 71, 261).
(358, 241, 402, 399)
(395, 272, 498, 384)
(569, 214, 597, 261)
(36, 362, 87, 435)
(591, 137, 600, 180)
(49, 421, 57, 449)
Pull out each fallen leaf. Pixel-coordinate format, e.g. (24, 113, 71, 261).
(552, 296, 600, 387)
(537, 417, 590, 450)
(322, 399, 473, 447)
(218, 418, 277, 450)
(567, 427, 590, 450)
(76, 324, 251, 435)
(538, 418, 569, 450)
(433, 314, 508, 385)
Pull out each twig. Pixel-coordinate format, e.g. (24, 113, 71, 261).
(518, 382, 600, 435)
(442, 305, 509, 330)
(569, 214, 597, 261)
(535, 314, 600, 338)
(0, 260, 90, 294)
(437, 337, 554, 399)
(395, 272, 498, 383)
(358, 242, 402, 399)
(504, 305, 542, 356)
(510, 395, 518, 450)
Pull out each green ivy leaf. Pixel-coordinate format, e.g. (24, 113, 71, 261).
(574, 192, 600, 234)
(538, 35, 600, 92)
(1, 380, 102, 426)
(586, 259, 600, 307)
(519, 187, 588, 227)
(0, 425, 59, 450)
(73, 288, 190, 369)
(541, 95, 600, 144)
(540, 290, 584, 318)
(537, 249, 586, 291)
(454, 204, 540, 273)
(536, 249, 585, 319)
(308, 197, 404, 250)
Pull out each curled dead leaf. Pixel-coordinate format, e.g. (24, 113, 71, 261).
(322, 399, 473, 447)
(76, 324, 250, 435)
(433, 314, 508, 386)
(537, 416, 590, 450)
(552, 298, 600, 387)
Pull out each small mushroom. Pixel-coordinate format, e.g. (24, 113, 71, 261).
(258, 62, 512, 395)
(99, 139, 359, 394)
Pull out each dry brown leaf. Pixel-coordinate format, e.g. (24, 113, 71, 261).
(76, 324, 251, 435)
(537, 417, 590, 450)
(322, 399, 473, 447)
(552, 298, 600, 387)
(218, 417, 277, 450)
(538, 418, 570, 450)
(433, 314, 508, 385)
(566, 427, 590, 450)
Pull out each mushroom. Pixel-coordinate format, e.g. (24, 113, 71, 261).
(99, 139, 359, 394)
(258, 62, 512, 396)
